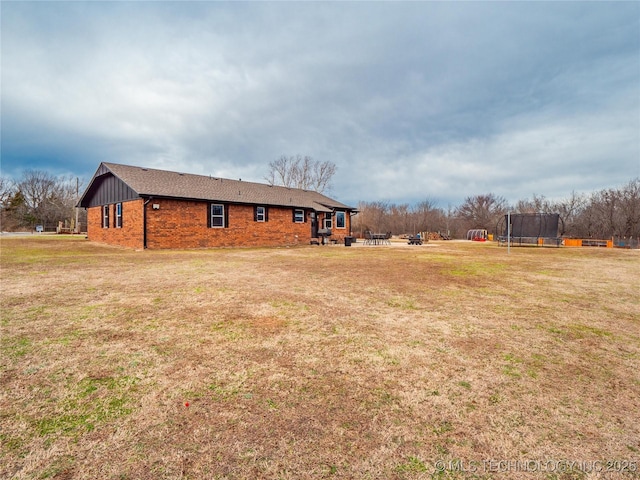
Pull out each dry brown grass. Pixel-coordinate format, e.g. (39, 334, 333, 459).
(1, 236, 639, 479)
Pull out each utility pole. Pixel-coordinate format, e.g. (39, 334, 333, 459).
(75, 177, 79, 233)
(507, 212, 511, 255)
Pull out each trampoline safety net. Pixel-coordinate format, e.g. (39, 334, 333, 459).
(500, 213, 561, 246)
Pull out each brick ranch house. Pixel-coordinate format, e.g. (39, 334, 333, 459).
(78, 162, 357, 249)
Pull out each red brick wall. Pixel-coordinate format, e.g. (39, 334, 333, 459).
(88, 198, 352, 249)
(87, 199, 145, 249)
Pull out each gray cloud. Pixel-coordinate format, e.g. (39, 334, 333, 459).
(2, 2, 638, 207)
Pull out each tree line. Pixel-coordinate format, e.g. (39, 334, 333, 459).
(0, 170, 86, 232)
(1, 165, 638, 242)
(352, 179, 640, 241)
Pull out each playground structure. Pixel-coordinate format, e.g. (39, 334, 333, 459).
(466, 229, 488, 241)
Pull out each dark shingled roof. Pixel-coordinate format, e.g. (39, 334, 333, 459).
(80, 162, 354, 213)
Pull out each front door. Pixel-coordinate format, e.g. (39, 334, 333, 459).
(310, 212, 318, 238)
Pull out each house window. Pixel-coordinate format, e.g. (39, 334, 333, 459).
(211, 204, 225, 228)
(294, 209, 305, 223)
(115, 203, 123, 228)
(103, 205, 109, 228)
(324, 212, 333, 229)
(255, 206, 266, 222)
(335, 211, 345, 229)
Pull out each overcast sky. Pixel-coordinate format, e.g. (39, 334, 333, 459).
(2, 1, 639, 207)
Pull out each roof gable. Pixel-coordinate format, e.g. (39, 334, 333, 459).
(79, 162, 354, 212)
(77, 166, 138, 208)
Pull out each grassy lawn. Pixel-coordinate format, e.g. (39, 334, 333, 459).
(1, 236, 639, 479)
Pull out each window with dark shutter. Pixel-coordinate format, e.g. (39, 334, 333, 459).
(103, 205, 109, 228)
(115, 203, 123, 228)
(211, 204, 225, 228)
(324, 212, 333, 229)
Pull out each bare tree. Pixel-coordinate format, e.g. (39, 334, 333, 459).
(352, 201, 389, 235)
(265, 155, 336, 193)
(413, 198, 442, 233)
(389, 203, 410, 235)
(436, 204, 462, 238)
(543, 179, 639, 240)
(9, 170, 80, 229)
(554, 191, 586, 236)
(0, 176, 16, 230)
(618, 178, 640, 238)
(456, 193, 509, 233)
(17, 170, 59, 226)
(0, 176, 14, 207)
(351, 199, 450, 238)
(264, 156, 297, 189)
(515, 194, 554, 214)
